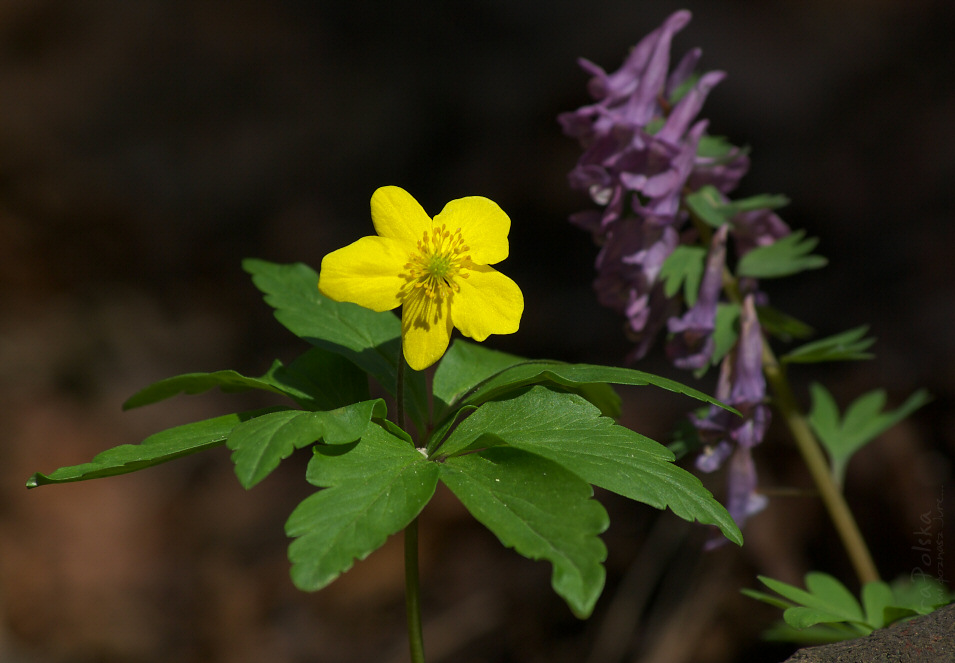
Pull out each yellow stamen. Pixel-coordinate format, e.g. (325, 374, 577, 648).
(401, 224, 473, 302)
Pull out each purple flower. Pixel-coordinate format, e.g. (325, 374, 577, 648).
(704, 446, 768, 550)
(592, 219, 681, 357)
(692, 296, 770, 534)
(666, 225, 728, 369)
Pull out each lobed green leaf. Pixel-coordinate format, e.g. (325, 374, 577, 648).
(736, 229, 827, 279)
(782, 325, 875, 364)
(440, 446, 608, 618)
(286, 424, 439, 592)
(749, 572, 955, 644)
(27, 409, 283, 487)
(685, 185, 727, 228)
(227, 400, 387, 488)
(447, 360, 736, 420)
(659, 245, 706, 306)
(436, 387, 742, 545)
(808, 383, 931, 484)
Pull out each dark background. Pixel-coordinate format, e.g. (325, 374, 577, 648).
(0, 1, 952, 662)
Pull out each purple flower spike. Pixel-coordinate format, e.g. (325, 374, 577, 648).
(561, 11, 791, 544)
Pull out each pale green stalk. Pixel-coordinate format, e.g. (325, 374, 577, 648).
(760, 342, 879, 585)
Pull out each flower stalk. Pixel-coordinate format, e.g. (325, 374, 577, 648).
(397, 348, 426, 663)
(760, 340, 880, 586)
(405, 517, 426, 663)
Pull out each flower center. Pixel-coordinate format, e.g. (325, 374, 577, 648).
(402, 224, 473, 301)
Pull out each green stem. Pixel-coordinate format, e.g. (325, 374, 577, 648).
(761, 341, 880, 585)
(405, 517, 426, 663)
(396, 346, 426, 662)
(396, 352, 406, 433)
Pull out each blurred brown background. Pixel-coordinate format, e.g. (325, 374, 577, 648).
(0, 1, 952, 662)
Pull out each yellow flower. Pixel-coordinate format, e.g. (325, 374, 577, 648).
(318, 186, 524, 371)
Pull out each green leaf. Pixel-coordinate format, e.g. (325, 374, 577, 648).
(709, 302, 741, 368)
(268, 347, 371, 410)
(808, 383, 931, 483)
(750, 573, 955, 644)
(434, 340, 621, 421)
(720, 193, 789, 216)
(27, 409, 283, 487)
(685, 185, 727, 228)
(736, 229, 827, 278)
(433, 340, 530, 412)
(121, 348, 369, 412)
(440, 446, 608, 618)
(740, 588, 797, 611)
(122, 367, 286, 410)
(756, 305, 815, 342)
(659, 245, 706, 305)
(242, 259, 427, 430)
(889, 574, 955, 614)
(685, 186, 787, 231)
(782, 325, 875, 364)
(861, 581, 895, 629)
(804, 572, 866, 621)
(227, 400, 387, 488)
(758, 573, 865, 630)
(437, 387, 742, 545)
(448, 360, 736, 418)
(286, 424, 439, 592)
(783, 607, 869, 633)
(426, 404, 478, 456)
(696, 134, 745, 160)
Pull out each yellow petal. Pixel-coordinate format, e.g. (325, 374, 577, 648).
(318, 235, 407, 312)
(433, 196, 509, 265)
(451, 265, 523, 342)
(401, 288, 454, 371)
(370, 186, 432, 246)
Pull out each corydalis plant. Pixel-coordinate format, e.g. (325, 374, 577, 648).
(29, 187, 742, 662)
(561, 8, 936, 643)
(559, 8, 789, 536)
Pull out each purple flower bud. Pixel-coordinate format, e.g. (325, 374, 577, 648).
(729, 295, 766, 409)
(731, 207, 791, 257)
(658, 70, 726, 145)
(704, 446, 767, 549)
(695, 440, 733, 473)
